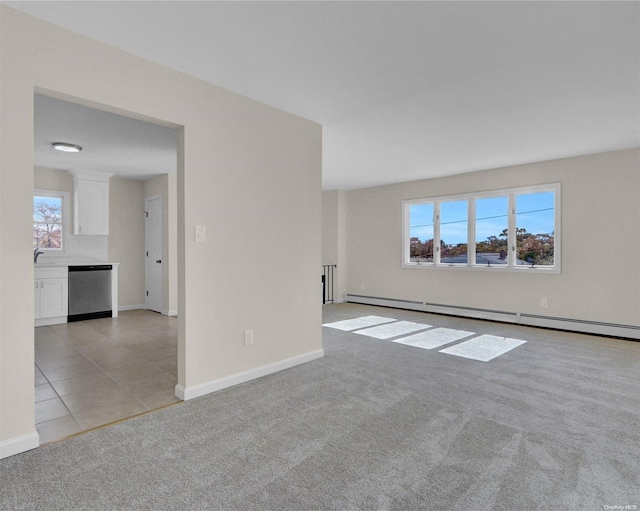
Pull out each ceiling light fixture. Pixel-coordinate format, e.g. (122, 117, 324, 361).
(52, 142, 82, 153)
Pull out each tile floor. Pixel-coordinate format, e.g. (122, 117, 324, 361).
(35, 310, 180, 445)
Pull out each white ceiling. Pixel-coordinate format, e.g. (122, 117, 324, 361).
(10, 1, 640, 190)
(35, 94, 178, 180)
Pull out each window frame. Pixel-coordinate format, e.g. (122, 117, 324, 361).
(402, 183, 561, 274)
(34, 189, 70, 255)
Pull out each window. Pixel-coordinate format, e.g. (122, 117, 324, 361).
(404, 183, 560, 272)
(33, 190, 68, 252)
(440, 200, 468, 264)
(475, 195, 508, 265)
(409, 203, 434, 263)
(515, 191, 555, 266)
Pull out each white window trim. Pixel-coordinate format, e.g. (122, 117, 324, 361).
(34, 189, 70, 256)
(402, 183, 561, 274)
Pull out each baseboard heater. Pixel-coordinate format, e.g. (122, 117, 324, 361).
(344, 294, 640, 340)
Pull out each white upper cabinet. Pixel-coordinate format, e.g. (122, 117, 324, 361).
(69, 170, 114, 235)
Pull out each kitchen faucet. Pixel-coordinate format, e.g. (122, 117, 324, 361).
(34, 248, 44, 263)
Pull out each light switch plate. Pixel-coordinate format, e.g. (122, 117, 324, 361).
(195, 225, 206, 242)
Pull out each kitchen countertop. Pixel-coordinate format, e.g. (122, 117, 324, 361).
(35, 259, 120, 267)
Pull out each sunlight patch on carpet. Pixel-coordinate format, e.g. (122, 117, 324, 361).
(393, 327, 474, 349)
(439, 335, 526, 362)
(354, 321, 429, 339)
(322, 315, 397, 331)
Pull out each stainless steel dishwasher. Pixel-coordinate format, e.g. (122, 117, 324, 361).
(68, 265, 112, 322)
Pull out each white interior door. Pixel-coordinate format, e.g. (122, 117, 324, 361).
(145, 196, 163, 313)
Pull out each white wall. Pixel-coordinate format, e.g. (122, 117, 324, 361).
(108, 177, 146, 309)
(0, 6, 322, 458)
(341, 148, 640, 327)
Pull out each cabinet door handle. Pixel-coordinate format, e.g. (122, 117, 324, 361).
(41, 281, 44, 288)
(156, 259, 162, 264)
(35, 281, 39, 289)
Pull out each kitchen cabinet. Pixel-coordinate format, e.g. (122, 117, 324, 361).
(69, 170, 114, 235)
(35, 266, 68, 326)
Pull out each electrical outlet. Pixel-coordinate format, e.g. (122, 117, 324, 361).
(540, 298, 548, 308)
(360, 282, 365, 290)
(244, 329, 254, 346)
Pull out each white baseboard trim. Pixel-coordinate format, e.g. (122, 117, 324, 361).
(118, 305, 178, 317)
(118, 304, 146, 311)
(35, 316, 66, 327)
(175, 348, 325, 401)
(345, 294, 640, 340)
(0, 431, 39, 459)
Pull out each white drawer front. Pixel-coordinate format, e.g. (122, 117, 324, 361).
(34, 266, 68, 279)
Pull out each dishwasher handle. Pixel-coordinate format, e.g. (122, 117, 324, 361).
(69, 265, 113, 272)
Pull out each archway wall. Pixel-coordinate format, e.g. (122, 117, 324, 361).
(0, 6, 323, 457)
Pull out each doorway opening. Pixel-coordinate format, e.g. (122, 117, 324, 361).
(33, 92, 183, 444)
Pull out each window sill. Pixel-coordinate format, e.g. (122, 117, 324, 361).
(402, 263, 561, 274)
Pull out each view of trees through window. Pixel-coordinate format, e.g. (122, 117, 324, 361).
(409, 203, 434, 262)
(440, 200, 468, 263)
(33, 195, 62, 250)
(475, 196, 509, 265)
(515, 191, 555, 266)
(407, 188, 556, 268)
